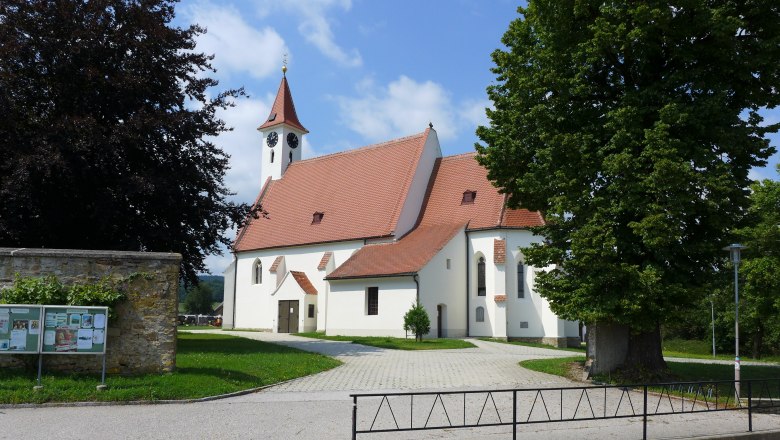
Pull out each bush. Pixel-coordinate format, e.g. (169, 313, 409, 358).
(1, 274, 126, 319)
(403, 302, 430, 342)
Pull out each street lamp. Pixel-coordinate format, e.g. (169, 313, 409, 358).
(723, 243, 747, 398)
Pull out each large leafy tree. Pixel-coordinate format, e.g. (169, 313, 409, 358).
(0, 0, 250, 284)
(477, 1, 780, 374)
(734, 172, 780, 359)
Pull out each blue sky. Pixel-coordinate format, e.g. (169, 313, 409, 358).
(172, 0, 780, 275)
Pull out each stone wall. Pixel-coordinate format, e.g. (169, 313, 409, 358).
(508, 336, 582, 348)
(0, 247, 181, 375)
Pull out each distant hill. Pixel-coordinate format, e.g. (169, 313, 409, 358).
(178, 275, 224, 303)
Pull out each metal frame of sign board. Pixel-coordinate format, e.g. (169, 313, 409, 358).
(0, 304, 44, 355)
(40, 305, 109, 355)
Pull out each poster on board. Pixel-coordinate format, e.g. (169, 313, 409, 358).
(0, 306, 43, 354)
(41, 306, 108, 355)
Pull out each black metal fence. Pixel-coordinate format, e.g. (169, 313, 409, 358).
(351, 379, 780, 439)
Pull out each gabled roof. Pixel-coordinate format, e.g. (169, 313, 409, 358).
(258, 75, 308, 133)
(269, 256, 284, 273)
(290, 271, 318, 295)
(234, 130, 432, 252)
(417, 153, 544, 229)
(317, 252, 333, 271)
(326, 223, 465, 280)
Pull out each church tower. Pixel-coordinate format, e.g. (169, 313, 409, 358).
(258, 66, 308, 181)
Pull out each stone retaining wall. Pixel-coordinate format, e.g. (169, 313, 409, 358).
(508, 336, 582, 348)
(0, 247, 181, 375)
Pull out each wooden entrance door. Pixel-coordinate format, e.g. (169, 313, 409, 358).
(437, 305, 442, 338)
(277, 300, 299, 333)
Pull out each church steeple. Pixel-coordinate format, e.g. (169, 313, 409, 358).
(258, 72, 308, 134)
(259, 67, 308, 181)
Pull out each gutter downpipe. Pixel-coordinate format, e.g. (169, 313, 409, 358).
(465, 229, 471, 337)
(231, 251, 238, 329)
(413, 274, 420, 303)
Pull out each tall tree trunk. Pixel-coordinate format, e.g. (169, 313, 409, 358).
(752, 325, 764, 360)
(623, 324, 667, 380)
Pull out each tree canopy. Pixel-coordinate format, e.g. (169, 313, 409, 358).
(184, 283, 215, 315)
(0, 0, 250, 284)
(477, 1, 780, 372)
(733, 170, 780, 358)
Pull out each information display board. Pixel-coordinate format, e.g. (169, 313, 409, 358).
(41, 306, 108, 355)
(0, 305, 43, 354)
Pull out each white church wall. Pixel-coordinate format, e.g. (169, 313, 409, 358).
(231, 240, 363, 330)
(504, 230, 546, 338)
(418, 226, 467, 338)
(222, 258, 236, 329)
(468, 231, 497, 337)
(271, 272, 309, 332)
(327, 277, 417, 337)
(394, 129, 442, 238)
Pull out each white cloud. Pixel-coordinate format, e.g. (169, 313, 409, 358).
(184, 2, 287, 80)
(214, 95, 272, 204)
(254, 0, 361, 67)
(459, 99, 492, 129)
(335, 75, 458, 142)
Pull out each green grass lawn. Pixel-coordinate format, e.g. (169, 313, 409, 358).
(0, 333, 341, 404)
(294, 332, 476, 350)
(177, 325, 218, 331)
(519, 356, 780, 384)
(519, 356, 585, 378)
(662, 339, 780, 363)
(480, 337, 586, 353)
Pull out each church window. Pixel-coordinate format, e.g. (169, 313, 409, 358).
(253, 259, 262, 284)
(517, 263, 525, 298)
(476, 306, 485, 322)
(270, 150, 275, 163)
(446, 258, 451, 269)
(462, 190, 476, 204)
(367, 287, 379, 315)
(308, 304, 315, 318)
(312, 212, 324, 224)
(289, 151, 293, 164)
(477, 257, 486, 296)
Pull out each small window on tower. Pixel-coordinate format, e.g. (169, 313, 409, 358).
(312, 212, 324, 224)
(462, 190, 476, 205)
(271, 150, 275, 163)
(289, 151, 293, 164)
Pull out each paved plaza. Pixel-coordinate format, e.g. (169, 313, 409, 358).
(1, 331, 778, 439)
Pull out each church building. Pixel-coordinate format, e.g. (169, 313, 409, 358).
(222, 71, 579, 347)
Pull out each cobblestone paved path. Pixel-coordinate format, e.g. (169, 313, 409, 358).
(215, 330, 578, 392)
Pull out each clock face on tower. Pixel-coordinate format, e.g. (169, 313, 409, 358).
(287, 132, 299, 149)
(267, 131, 278, 148)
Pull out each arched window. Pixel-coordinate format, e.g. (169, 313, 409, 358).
(517, 262, 525, 298)
(476, 306, 485, 322)
(289, 151, 293, 164)
(477, 256, 486, 296)
(270, 150, 275, 163)
(253, 259, 262, 284)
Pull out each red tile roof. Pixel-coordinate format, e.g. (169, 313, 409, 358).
(317, 252, 333, 271)
(269, 256, 284, 273)
(290, 271, 318, 295)
(494, 239, 506, 264)
(258, 76, 308, 133)
(494, 295, 507, 303)
(417, 153, 544, 229)
(326, 223, 465, 280)
(234, 130, 431, 252)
